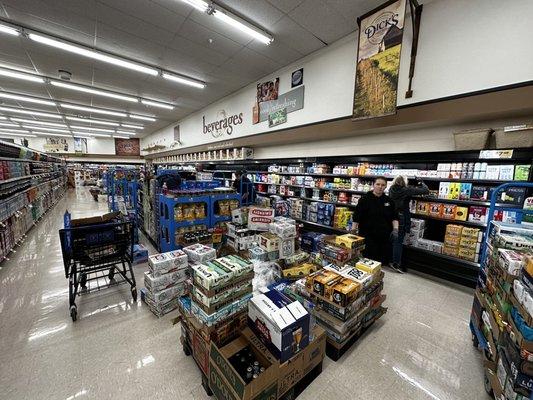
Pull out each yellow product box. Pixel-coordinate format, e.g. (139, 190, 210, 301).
(331, 278, 361, 307)
(446, 224, 463, 236)
(460, 235, 480, 250)
(461, 226, 482, 240)
(442, 204, 457, 219)
(458, 247, 478, 262)
(416, 201, 429, 215)
(429, 203, 443, 218)
(444, 234, 461, 247)
(448, 182, 461, 200)
(335, 234, 365, 250)
(282, 263, 319, 279)
(454, 206, 469, 221)
(355, 257, 381, 275)
(526, 255, 533, 278)
(443, 244, 459, 257)
(306, 270, 342, 297)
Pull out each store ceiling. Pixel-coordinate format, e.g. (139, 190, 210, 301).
(0, 0, 383, 137)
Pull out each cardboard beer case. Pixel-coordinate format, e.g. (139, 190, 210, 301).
(143, 269, 188, 293)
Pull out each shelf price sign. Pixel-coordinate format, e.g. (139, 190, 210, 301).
(479, 149, 514, 159)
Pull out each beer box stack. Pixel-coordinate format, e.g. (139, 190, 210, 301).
(472, 222, 533, 398)
(304, 257, 386, 345)
(226, 222, 256, 252)
(190, 255, 254, 327)
(403, 218, 425, 246)
(144, 250, 189, 317)
(289, 198, 304, 219)
(269, 218, 297, 259)
(443, 224, 483, 262)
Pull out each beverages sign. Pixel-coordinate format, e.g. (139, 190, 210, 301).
(203, 110, 244, 138)
(259, 85, 304, 123)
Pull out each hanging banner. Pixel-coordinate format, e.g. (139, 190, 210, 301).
(74, 137, 87, 154)
(44, 137, 68, 152)
(353, 0, 407, 120)
(115, 138, 140, 156)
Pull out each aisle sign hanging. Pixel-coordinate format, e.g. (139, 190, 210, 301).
(353, 0, 407, 120)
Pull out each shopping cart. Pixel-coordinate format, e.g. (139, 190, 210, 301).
(59, 211, 137, 321)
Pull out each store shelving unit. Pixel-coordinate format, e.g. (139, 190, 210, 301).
(156, 148, 532, 286)
(0, 140, 67, 263)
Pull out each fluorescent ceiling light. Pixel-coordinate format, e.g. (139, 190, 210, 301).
(162, 72, 205, 89)
(0, 128, 30, 133)
(141, 99, 174, 110)
(0, 24, 20, 36)
(10, 118, 67, 127)
(32, 132, 72, 138)
(65, 116, 119, 126)
(50, 81, 138, 103)
(129, 114, 156, 122)
(180, 0, 209, 12)
(28, 33, 159, 76)
(59, 103, 127, 117)
(0, 122, 20, 127)
(113, 135, 130, 139)
(0, 132, 37, 138)
(121, 123, 143, 129)
(0, 92, 56, 106)
(0, 106, 62, 119)
(213, 9, 273, 45)
(72, 131, 110, 138)
(116, 130, 136, 135)
(23, 125, 71, 133)
(69, 125, 115, 133)
(0, 68, 45, 83)
(0, 116, 5, 120)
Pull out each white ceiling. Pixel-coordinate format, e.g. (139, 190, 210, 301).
(0, 0, 383, 137)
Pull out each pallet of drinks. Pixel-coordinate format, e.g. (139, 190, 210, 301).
(470, 221, 533, 399)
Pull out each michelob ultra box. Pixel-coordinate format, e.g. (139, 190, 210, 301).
(183, 244, 216, 264)
(192, 262, 232, 291)
(248, 289, 310, 362)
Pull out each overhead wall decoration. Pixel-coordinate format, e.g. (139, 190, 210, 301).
(258, 85, 305, 123)
(353, 0, 407, 120)
(44, 137, 68, 153)
(74, 137, 87, 154)
(115, 138, 140, 156)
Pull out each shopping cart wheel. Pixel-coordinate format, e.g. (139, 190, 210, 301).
(108, 268, 115, 281)
(472, 334, 479, 348)
(483, 371, 493, 396)
(70, 305, 77, 322)
(183, 345, 191, 356)
(131, 288, 137, 301)
(80, 273, 87, 289)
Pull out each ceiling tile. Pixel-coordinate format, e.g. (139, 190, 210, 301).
(167, 35, 231, 67)
(177, 19, 244, 60)
(217, 0, 285, 30)
(269, 15, 325, 54)
(265, 0, 305, 13)
(289, 0, 355, 44)
(325, 0, 381, 25)
(246, 40, 303, 67)
(150, 0, 196, 18)
(159, 47, 215, 81)
(97, 0, 187, 34)
(188, 9, 255, 46)
(220, 47, 281, 81)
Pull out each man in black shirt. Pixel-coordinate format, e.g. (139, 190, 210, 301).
(353, 176, 400, 271)
(232, 170, 255, 204)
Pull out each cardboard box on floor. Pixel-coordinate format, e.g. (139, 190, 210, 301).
(69, 211, 121, 227)
(209, 326, 326, 400)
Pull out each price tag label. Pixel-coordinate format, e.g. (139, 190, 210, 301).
(479, 149, 513, 159)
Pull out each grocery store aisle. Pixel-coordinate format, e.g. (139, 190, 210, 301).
(0, 188, 488, 400)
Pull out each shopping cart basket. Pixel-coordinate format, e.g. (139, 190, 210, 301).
(59, 212, 137, 321)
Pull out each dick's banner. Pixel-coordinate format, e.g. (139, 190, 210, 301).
(353, 0, 407, 120)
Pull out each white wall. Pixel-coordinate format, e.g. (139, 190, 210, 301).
(26, 136, 116, 155)
(142, 0, 533, 155)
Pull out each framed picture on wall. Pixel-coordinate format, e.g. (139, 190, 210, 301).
(115, 138, 140, 156)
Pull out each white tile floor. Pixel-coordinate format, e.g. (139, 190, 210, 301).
(0, 189, 491, 400)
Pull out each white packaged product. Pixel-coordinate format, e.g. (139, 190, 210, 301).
(191, 263, 231, 290)
(498, 249, 524, 275)
(183, 244, 216, 264)
(148, 253, 174, 277)
(166, 250, 188, 269)
(514, 280, 526, 304)
(144, 270, 188, 293)
(145, 282, 186, 304)
(523, 291, 533, 319)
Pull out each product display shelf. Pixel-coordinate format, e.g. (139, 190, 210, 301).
(411, 213, 487, 228)
(210, 192, 241, 226)
(293, 218, 347, 234)
(403, 245, 481, 269)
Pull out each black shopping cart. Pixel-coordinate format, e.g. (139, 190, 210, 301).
(59, 211, 137, 321)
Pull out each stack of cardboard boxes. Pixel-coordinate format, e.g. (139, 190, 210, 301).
(471, 221, 533, 398)
(443, 224, 483, 262)
(143, 250, 189, 317)
(403, 218, 426, 246)
(248, 217, 298, 263)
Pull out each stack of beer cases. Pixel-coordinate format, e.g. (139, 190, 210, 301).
(443, 224, 483, 262)
(249, 217, 298, 263)
(297, 234, 386, 345)
(144, 250, 189, 317)
(474, 221, 533, 398)
(189, 254, 254, 329)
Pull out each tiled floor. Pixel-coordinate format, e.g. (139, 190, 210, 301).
(0, 189, 491, 400)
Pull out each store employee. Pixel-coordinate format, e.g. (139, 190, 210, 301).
(232, 170, 255, 204)
(353, 176, 399, 268)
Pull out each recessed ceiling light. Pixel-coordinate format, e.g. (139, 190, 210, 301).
(0, 128, 30, 133)
(141, 99, 174, 110)
(0, 132, 37, 138)
(0, 116, 5, 120)
(113, 135, 130, 139)
(129, 114, 156, 122)
(0, 24, 20, 36)
(23, 125, 71, 133)
(121, 123, 143, 129)
(0, 92, 56, 106)
(0, 68, 45, 83)
(116, 130, 136, 135)
(28, 33, 159, 76)
(0, 122, 20, 127)
(10, 118, 68, 127)
(72, 131, 110, 138)
(69, 125, 115, 133)
(50, 81, 138, 103)
(180, 0, 209, 12)
(59, 103, 127, 117)
(162, 72, 206, 89)
(0, 106, 62, 119)
(32, 132, 72, 138)
(65, 116, 119, 126)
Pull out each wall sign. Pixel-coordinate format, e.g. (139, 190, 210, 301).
(353, 0, 407, 120)
(268, 108, 287, 128)
(115, 138, 140, 156)
(291, 68, 303, 88)
(44, 137, 68, 152)
(479, 149, 514, 159)
(202, 110, 244, 138)
(256, 78, 279, 103)
(259, 85, 304, 123)
(74, 137, 87, 154)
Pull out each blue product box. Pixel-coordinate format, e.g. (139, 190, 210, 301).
(301, 232, 324, 252)
(133, 244, 149, 265)
(248, 289, 310, 362)
(323, 217, 332, 226)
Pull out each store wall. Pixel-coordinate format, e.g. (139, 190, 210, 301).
(26, 137, 116, 155)
(141, 0, 533, 155)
